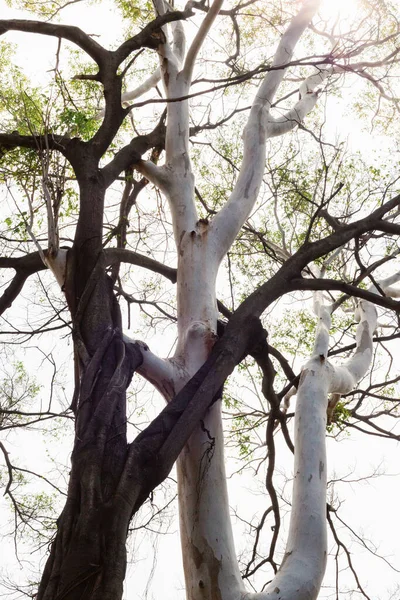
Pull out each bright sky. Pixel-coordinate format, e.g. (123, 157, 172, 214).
(0, 1, 399, 599)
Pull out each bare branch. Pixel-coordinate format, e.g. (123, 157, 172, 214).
(105, 248, 177, 283)
(114, 8, 194, 65)
(0, 19, 107, 64)
(291, 277, 400, 312)
(0, 132, 70, 155)
(182, 0, 224, 81)
(0, 251, 47, 315)
(209, 0, 321, 262)
(0, 270, 29, 316)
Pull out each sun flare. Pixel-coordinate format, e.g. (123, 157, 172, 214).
(320, 0, 360, 22)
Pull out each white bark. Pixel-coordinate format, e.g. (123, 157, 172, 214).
(96, 70, 162, 118)
(210, 0, 322, 263)
(178, 401, 246, 600)
(123, 334, 176, 399)
(144, 1, 198, 242)
(44, 248, 68, 289)
(330, 301, 377, 393)
(248, 290, 378, 600)
(253, 355, 330, 600)
(139, 4, 250, 596)
(171, 223, 245, 600)
(41, 155, 59, 256)
(121, 69, 161, 105)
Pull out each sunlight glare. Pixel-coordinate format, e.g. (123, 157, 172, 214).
(320, 0, 360, 22)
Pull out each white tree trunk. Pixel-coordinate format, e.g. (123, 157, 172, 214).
(172, 228, 244, 600)
(254, 355, 330, 600)
(177, 402, 245, 600)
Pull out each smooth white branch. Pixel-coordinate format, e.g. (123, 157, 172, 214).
(123, 334, 176, 400)
(313, 290, 332, 358)
(253, 354, 329, 600)
(328, 271, 400, 393)
(330, 300, 377, 393)
(182, 0, 224, 81)
(96, 71, 161, 118)
(256, 0, 321, 108)
(149, 0, 227, 241)
(135, 160, 170, 192)
(210, 0, 322, 262)
(44, 249, 68, 289)
(148, 1, 198, 240)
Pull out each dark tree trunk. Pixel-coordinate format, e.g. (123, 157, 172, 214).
(37, 172, 143, 600)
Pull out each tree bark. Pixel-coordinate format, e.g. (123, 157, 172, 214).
(37, 176, 143, 600)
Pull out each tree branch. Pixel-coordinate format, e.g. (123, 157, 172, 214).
(291, 277, 400, 312)
(101, 118, 166, 186)
(0, 270, 29, 316)
(0, 19, 107, 64)
(123, 335, 175, 400)
(114, 8, 193, 65)
(0, 132, 71, 155)
(209, 0, 321, 262)
(0, 251, 47, 316)
(105, 248, 176, 283)
(182, 0, 224, 81)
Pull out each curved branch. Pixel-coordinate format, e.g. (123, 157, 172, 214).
(95, 69, 162, 120)
(0, 19, 107, 64)
(105, 248, 176, 283)
(123, 335, 175, 400)
(135, 160, 170, 191)
(268, 344, 297, 384)
(291, 277, 400, 312)
(108, 8, 186, 116)
(182, 0, 224, 81)
(114, 8, 193, 65)
(0, 271, 29, 316)
(266, 89, 319, 137)
(209, 0, 321, 262)
(101, 117, 166, 186)
(0, 251, 47, 316)
(255, 0, 321, 107)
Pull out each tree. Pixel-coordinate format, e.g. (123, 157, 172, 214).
(1, 0, 400, 598)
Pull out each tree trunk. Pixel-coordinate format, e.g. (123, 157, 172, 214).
(169, 225, 245, 600)
(38, 176, 142, 600)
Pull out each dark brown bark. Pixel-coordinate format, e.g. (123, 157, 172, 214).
(0, 252, 47, 316)
(37, 312, 144, 600)
(37, 169, 143, 599)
